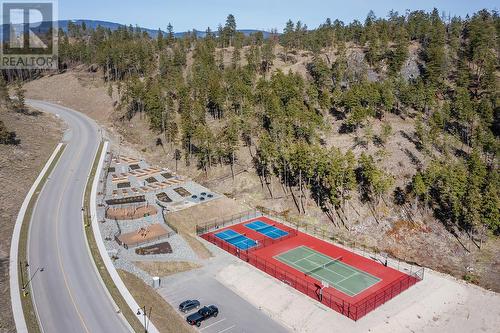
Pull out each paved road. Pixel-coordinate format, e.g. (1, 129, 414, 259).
(26, 100, 130, 333)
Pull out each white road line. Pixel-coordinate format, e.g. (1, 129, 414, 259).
(200, 318, 226, 331)
(217, 325, 236, 333)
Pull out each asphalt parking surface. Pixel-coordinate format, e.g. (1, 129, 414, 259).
(160, 271, 288, 333)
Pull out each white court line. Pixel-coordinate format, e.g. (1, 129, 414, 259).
(200, 318, 226, 331)
(301, 257, 365, 295)
(278, 253, 360, 296)
(274, 246, 383, 297)
(217, 325, 236, 333)
(302, 257, 350, 278)
(333, 272, 358, 285)
(300, 247, 382, 282)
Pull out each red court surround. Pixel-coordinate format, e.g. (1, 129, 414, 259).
(201, 216, 423, 320)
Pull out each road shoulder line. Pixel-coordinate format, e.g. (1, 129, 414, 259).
(9, 142, 64, 333)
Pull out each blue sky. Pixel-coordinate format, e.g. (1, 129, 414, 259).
(59, 0, 498, 32)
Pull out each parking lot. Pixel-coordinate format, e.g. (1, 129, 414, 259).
(158, 252, 289, 333)
(165, 285, 235, 333)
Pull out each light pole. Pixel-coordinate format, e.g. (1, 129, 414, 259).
(137, 305, 152, 333)
(20, 261, 44, 297)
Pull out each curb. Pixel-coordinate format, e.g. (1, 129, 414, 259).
(9, 142, 64, 333)
(81, 142, 134, 332)
(90, 141, 159, 333)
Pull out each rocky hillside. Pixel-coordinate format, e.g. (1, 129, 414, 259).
(19, 8, 499, 291)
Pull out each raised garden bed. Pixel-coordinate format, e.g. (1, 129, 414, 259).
(156, 192, 172, 203)
(161, 172, 173, 179)
(135, 242, 172, 255)
(173, 187, 191, 197)
(145, 176, 158, 183)
(106, 195, 145, 205)
(129, 164, 140, 170)
(117, 182, 131, 188)
(108, 166, 116, 173)
(106, 205, 157, 220)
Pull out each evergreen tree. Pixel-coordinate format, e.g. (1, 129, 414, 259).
(388, 26, 409, 76)
(166, 23, 175, 44)
(423, 9, 447, 87)
(282, 19, 295, 62)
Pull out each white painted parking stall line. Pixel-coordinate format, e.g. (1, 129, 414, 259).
(200, 318, 226, 331)
(217, 325, 236, 333)
(164, 288, 187, 297)
(170, 296, 191, 304)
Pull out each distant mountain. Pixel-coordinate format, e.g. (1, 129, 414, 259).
(55, 20, 273, 38)
(0, 19, 274, 43)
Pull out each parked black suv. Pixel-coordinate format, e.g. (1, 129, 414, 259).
(186, 305, 218, 327)
(178, 300, 200, 313)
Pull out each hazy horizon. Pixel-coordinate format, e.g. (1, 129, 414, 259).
(59, 0, 498, 32)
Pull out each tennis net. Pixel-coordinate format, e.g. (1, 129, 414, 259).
(304, 256, 343, 276)
(225, 233, 246, 243)
(255, 224, 274, 232)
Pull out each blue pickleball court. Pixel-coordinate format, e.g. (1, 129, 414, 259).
(214, 229, 257, 250)
(245, 220, 289, 239)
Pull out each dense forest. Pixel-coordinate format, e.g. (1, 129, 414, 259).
(12, 10, 500, 240)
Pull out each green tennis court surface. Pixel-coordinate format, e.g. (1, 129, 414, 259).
(275, 246, 380, 297)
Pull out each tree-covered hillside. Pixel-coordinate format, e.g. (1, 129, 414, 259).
(51, 9, 499, 240)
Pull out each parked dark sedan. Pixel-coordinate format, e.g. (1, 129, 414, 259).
(186, 305, 218, 327)
(178, 300, 200, 313)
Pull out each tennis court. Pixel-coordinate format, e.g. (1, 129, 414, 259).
(275, 246, 380, 297)
(245, 220, 289, 239)
(214, 229, 257, 250)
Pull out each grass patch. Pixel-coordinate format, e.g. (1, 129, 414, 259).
(463, 273, 480, 285)
(83, 142, 144, 332)
(134, 261, 201, 277)
(118, 269, 195, 333)
(182, 232, 212, 259)
(18, 143, 65, 333)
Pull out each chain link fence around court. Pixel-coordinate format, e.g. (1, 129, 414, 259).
(196, 210, 425, 321)
(275, 218, 426, 280)
(195, 209, 263, 235)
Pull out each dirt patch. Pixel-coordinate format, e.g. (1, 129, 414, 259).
(156, 192, 172, 203)
(166, 197, 251, 259)
(173, 187, 191, 197)
(134, 261, 201, 277)
(0, 107, 62, 333)
(117, 269, 195, 333)
(182, 233, 212, 259)
(167, 197, 249, 233)
(116, 181, 131, 188)
(105, 205, 157, 220)
(105, 195, 145, 205)
(23, 69, 114, 123)
(145, 176, 158, 183)
(135, 242, 172, 255)
(385, 220, 431, 241)
(117, 224, 170, 248)
(161, 172, 173, 179)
